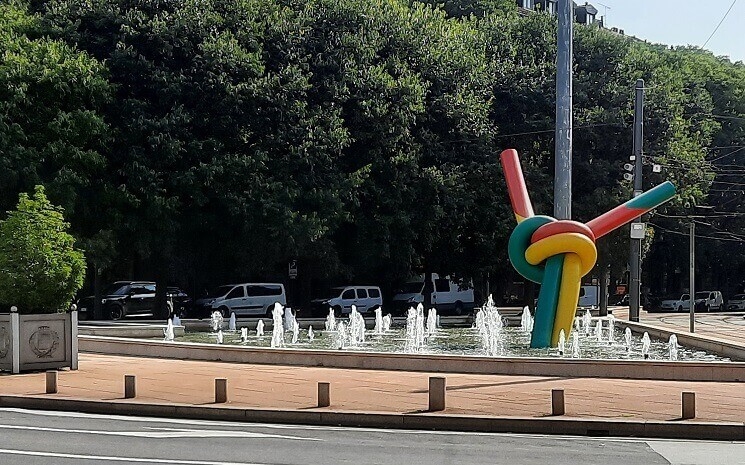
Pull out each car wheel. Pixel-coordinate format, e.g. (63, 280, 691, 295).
(218, 306, 230, 318)
(265, 306, 274, 318)
(677, 305, 683, 313)
(109, 304, 125, 321)
(333, 305, 342, 318)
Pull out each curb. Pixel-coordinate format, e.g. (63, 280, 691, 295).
(1, 395, 743, 441)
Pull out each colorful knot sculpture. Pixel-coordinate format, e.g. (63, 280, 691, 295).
(500, 149, 677, 348)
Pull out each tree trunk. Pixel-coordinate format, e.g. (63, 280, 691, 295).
(423, 271, 433, 311)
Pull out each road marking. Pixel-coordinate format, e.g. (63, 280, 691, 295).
(0, 448, 268, 465)
(0, 423, 319, 440)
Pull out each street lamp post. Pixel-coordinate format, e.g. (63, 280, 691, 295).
(689, 221, 695, 333)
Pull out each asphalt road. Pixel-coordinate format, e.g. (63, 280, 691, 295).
(1, 408, 744, 465)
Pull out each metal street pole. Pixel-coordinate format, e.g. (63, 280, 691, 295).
(628, 79, 644, 322)
(554, 0, 573, 220)
(689, 222, 695, 333)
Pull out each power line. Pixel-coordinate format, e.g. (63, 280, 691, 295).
(702, 0, 738, 49)
(649, 222, 745, 243)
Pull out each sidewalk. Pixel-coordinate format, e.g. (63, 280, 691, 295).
(613, 307, 745, 347)
(2, 353, 745, 424)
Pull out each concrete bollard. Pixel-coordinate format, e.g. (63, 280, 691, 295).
(682, 391, 696, 419)
(215, 378, 228, 403)
(428, 377, 446, 411)
(318, 382, 330, 407)
(124, 375, 136, 399)
(45, 370, 57, 394)
(551, 389, 565, 416)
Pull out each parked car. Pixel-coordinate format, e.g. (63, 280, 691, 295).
(77, 281, 190, 320)
(311, 286, 383, 316)
(659, 291, 723, 312)
(728, 294, 745, 311)
(392, 274, 475, 315)
(193, 283, 286, 318)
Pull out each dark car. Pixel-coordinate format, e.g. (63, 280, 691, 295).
(77, 281, 190, 320)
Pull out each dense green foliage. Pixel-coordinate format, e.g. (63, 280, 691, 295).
(1, 0, 742, 305)
(0, 186, 86, 313)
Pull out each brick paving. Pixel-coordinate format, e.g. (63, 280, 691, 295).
(2, 353, 745, 423)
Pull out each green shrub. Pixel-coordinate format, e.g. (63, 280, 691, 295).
(0, 186, 86, 313)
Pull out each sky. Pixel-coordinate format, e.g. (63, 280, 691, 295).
(595, 0, 744, 63)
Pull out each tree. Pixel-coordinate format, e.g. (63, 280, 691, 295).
(0, 186, 86, 313)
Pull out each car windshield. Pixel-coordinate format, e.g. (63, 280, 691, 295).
(398, 282, 424, 294)
(206, 286, 233, 298)
(695, 292, 709, 299)
(103, 283, 130, 296)
(318, 287, 346, 300)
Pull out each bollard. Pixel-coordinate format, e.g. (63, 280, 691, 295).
(428, 377, 446, 411)
(124, 375, 136, 399)
(318, 382, 330, 407)
(215, 378, 228, 403)
(45, 370, 57, 394)
(551, 389, 565, 416)
(682, 391, 696, 419)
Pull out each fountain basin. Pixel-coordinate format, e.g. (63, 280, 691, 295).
(78, 335, 745, 382)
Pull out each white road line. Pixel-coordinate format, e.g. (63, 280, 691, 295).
(0, 448, 268, 465)
(0, 423, 319, 440)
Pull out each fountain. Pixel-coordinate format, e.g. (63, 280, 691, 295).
(558, 329, 566, 356)
(426, 308, 438, 336)
(291, 320, 300, 344)
(642, 332, 651, 359)
(210, 311, 223, 332)
(335, 321, 347, 349)
(163, 318, 175, 342)
(349, 306, 365, 344)
(583, 310, 592, 335)
(374, 308, 384, 334)
(256, 319, 265, 337)
(476, 297, 503, 356)
(229, 313, 237, 331)
(594, 320, 603, 342)
(607, 314, 615, 343)
(668, 334, 679, 361)
(624, 327, 632, 352)
(520, 306, 533, 333)
(216, 329, 223, 344)
(172, 315, 181, 327)
(240, 327, 248, 343)
(571, 331, 580, 358)
(382, 314, 392, 332)
(308, 325, 315, 342)
(270, 303, 284, 348)
(284, 307, 296, 331)
(325, 308, 336, 332)
(404, 304, 426, 352)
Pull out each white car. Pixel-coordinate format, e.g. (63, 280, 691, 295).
(659, 291, 723, 312)
(311, 286, 383, 315)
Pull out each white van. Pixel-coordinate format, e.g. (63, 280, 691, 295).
(392, 274, 475, 315)
(197, 283, 286, 317)
(312, 286, 383, 315)
(578, 285, 600, 308)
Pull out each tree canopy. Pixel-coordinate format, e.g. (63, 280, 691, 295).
(1, 0, 742, 304)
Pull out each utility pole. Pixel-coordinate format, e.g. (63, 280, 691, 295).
(554, 0, 573, 220)
(628, 79, 644, 322)
(689, 222, 695, 333)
